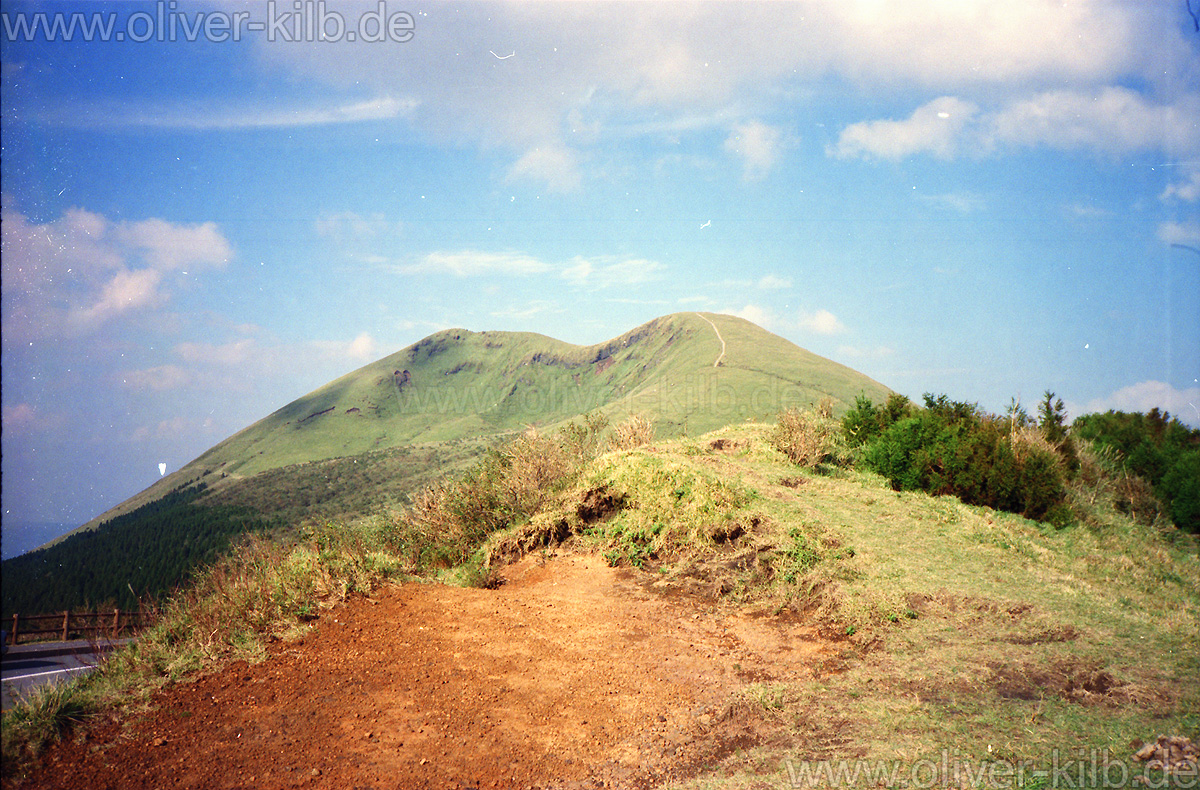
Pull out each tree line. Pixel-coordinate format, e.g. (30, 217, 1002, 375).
(1, 484, 281, 618)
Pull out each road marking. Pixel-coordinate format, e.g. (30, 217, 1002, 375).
(696, 314, 725, 367)
(3, 666, 93, 682)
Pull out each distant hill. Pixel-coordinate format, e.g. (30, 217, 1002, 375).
(4, 313, 890, 614)
(77, 312, 892, 531)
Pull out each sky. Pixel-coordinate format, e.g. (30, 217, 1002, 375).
(2, 0, 1199, 556)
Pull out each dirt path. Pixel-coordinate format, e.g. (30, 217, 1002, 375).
(696, 314, 726, 368)
(25, 554, 834, 790)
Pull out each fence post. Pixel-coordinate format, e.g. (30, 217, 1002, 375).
(10, 613, 17, 646)
(62, 610, 70, 641)
(113, 608, 120, 639)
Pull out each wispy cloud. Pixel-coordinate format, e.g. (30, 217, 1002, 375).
(798, 309, 846, 336)
(315, 211, 404, 242)
(506, 143, 583, 193)
(719, 304, 846, 336)
(175, 339, 256, 366)
(1, 201, 232, 342)
(490, 301, 565, 320)
(402, 250, 551, 277)
(757, 274, 792, 290)
(1161, 167, 1200, 203)
(988, 88, 1200, 156)
(833, 89, 1200, 162)
(1157, 220, 1200, 245)
(31, 96, 416, 130)
(120, 364, 191, 392)
(724, 120, 786, 181)
(562, 255, 665, 288)
(831, 97, 979, 160)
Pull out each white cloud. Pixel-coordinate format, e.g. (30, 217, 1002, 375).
(988, 87, 1200, 156)
(33, 96, 416, 131)
(832, 97, 980, 160)
(724, 120, 786, 181)
(346, 332, 379, 361)
(1157, 220, 1200, 245)
(1083, 381, 1200, 427)
(224, 1, 1195, 182)
(250, 2, 1190, 143)
(719, 304, 846, 336)
(315, 211, 404, 242)
(506, 143, 583, 193)
(405, 250, 551, 277)
(562, 255, 665, 288)
(68, 268, 164, 330)
(0, 202, 233, 341)
(720, 304, 777, 329)
(757, 274, 792, 290)
(121, 365, 191, 392)
(111, 218, 231, 270)
(1161, 168, 1200, 203)
(834, 88, 1200, 162)
(798, 309, 846, 336)
(309, 332, 380, 363)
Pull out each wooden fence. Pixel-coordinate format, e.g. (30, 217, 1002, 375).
(4, 609, 157, 646)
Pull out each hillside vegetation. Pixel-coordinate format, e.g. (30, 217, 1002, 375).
(71, 312, 890, 532)
(3, 313, 890, 616)
(5, 404, 1197, 785)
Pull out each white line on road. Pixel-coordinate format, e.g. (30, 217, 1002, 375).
(3, 666, 93, 682)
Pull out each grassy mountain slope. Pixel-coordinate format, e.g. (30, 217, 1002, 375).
(570, 425, 1199, 777)
(6, 421, 1195, 784)
(76, 312, 890, 531)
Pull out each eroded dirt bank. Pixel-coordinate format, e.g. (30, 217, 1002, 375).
(24, 554, 835, 789)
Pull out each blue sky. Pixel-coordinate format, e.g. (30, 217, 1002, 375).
(2, 0, 1199, 555)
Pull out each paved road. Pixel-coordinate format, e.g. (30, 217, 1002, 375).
(1, 639, 131, 711)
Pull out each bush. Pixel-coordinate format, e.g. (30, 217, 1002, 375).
(1161, 450, 1200, 533)
(861, 394, 1070, 523)
(1072, 410, 1200, 533)
(772, 407, 845, 469)
(842, 393, 912, 447)
(393, 417, 611, 569)
(609, 414, 654, 451)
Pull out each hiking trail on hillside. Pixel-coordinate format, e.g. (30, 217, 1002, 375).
(24, 554, 839, 790)
(696, 314, 726, 368)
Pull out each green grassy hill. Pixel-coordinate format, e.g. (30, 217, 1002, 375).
(77, 312, 891, 531)
(5, 313, 890, 615)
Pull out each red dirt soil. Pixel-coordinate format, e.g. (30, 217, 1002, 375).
(21, 554, 836, 789)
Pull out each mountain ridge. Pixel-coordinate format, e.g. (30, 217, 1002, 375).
(67, 312, 890, 537)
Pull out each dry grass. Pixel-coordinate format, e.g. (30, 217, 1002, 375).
(770, 406, 843, 469)
(609, 414, 655, 451)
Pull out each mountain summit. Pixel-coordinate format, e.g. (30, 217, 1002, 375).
(81, 312, 890, 530)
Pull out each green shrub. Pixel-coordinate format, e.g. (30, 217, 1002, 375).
(842, 393, 912, 447)
(1073, 409, 1200, 533)
(862, 394, 1069, 523)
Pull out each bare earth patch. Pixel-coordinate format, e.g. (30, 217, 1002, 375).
(24, 554, 836, 789)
